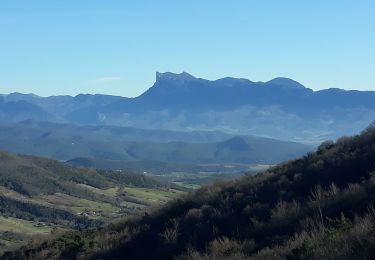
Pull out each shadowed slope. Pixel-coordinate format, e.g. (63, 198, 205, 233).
(5, 123, 375, 259)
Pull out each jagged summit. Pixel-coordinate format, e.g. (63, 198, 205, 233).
(154, 72, 309, 90)
(156, 71, 196, 82)
(155, 72, 308, 90)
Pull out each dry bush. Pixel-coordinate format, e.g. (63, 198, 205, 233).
(161, 218, 180, 244)
(176, 247, 208, 260)
(178, 237, 255, 260)
(270, 200, 301, 222)
(309, 183, 340, 224)
(185, 208, 203, 220)
(253, 209, 375, 260)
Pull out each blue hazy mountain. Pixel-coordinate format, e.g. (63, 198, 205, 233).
(2, 72, 375, 143)
(0, 97, 51, 122)
(0, 121, 312, 173)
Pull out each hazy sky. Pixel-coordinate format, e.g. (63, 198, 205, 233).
(0, 0, 374, 97)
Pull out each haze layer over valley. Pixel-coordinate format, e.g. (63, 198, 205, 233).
(2, 72, 374, 144)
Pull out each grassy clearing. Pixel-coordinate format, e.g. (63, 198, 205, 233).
(124, 187, 179, 203)
(119, 200, 146, 208)
(173, 182, 201, 189)
(79, 183, 181, 204)
(0, 187, 54, 208)
(77, 184, 118, 197)
(39, 193, 119, 215)
(0, 217, 52, 235)
(0, 186, 119, 219)
(0, 217, 63, 256)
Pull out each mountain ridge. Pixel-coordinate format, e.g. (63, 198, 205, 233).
(1, 72, 375, 142)
(2, 72, 360, 99)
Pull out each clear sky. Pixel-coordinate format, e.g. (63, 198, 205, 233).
(0, 0, 374, 97)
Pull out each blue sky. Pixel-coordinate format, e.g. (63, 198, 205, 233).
(0, 0, 374, 97)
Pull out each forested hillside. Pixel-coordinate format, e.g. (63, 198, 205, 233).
(0, 151, 186, 255)
(5, 123, 375, 259)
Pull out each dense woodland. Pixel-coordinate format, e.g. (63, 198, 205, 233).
(3, 123, 375, 259)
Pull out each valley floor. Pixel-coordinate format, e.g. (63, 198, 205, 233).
(0, 183, 182, 255)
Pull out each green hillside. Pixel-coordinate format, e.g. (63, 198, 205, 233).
(0, 151, 186, 255)
(5, 123, 375, 259)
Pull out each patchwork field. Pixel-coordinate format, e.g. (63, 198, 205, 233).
(0, 151, 186, 256)
(0, 183, 181, 255)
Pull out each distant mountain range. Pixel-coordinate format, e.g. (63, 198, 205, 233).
(0, 121, 311, 173)
(2, 72, 375, 142)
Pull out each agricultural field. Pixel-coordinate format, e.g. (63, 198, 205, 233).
(0, 183, 181, 254)
(0, 151, 186, 256)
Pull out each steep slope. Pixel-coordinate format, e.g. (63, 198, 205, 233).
(6, 123, 375, 259)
